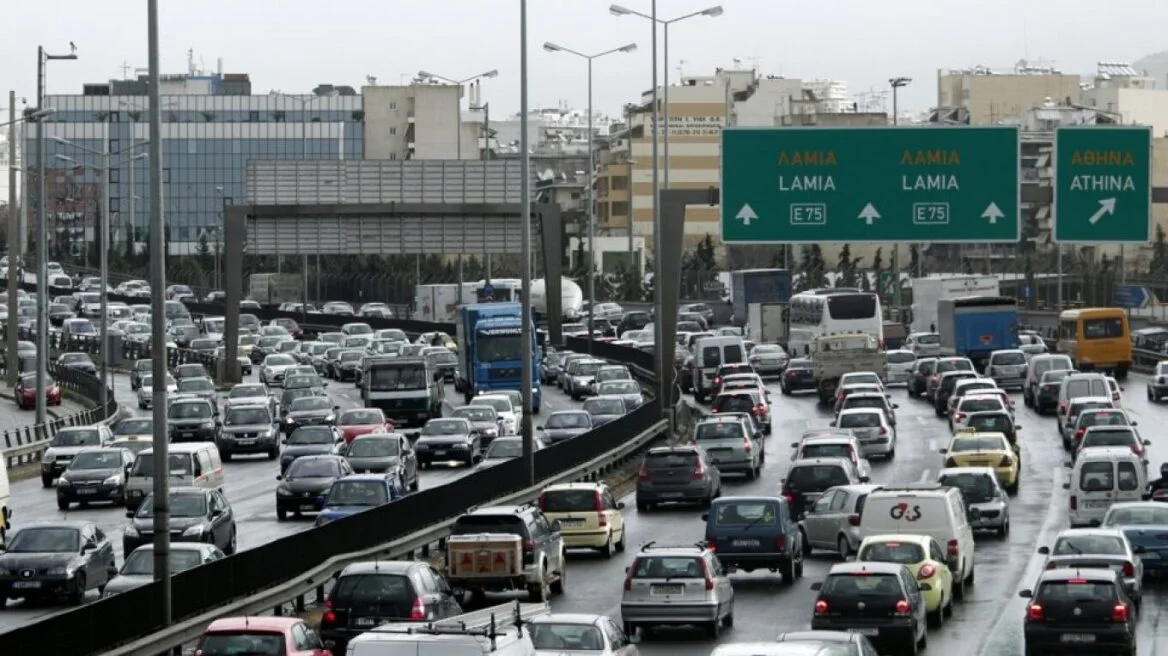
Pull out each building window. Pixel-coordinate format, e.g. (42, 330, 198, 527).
(109, 169, 120, 184)
(389, 152, 397, 160)
(109, 111, 120, 123)
(389, 102, 397, 110)
(110, 197, 120, 212)
(162, 168, 171, 183)
(110, 139, 121, 153)
(248, 110, 260, 122)
(389, 126, 396, 136)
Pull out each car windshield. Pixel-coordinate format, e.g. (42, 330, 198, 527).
(368, 365, 427, 391)
(137, 494, 207, 518)
(802, 444, 852, 459)
(348, 437, 398, 457)
(1082, 430, 1136, 448)
(529, 623, 606, 651)
(1052, 535, 1126, 556)
(196, 632, 286, 656)
(859, 541, 926, 564)
(960, 398, 1003, 413)
(630, 556, 704, 579)
(229, 386, 265, 399)
(584, 398, 625, 415)
(287, 458, 342, 478)
(599, 381, 639, 394)
(290, 398, 332, 413)
(225, 407, 269, 425)
(1105, 506, 1168, 526)
(6, 527, 80, 553)
(116, 419, 154, 435)
(993, 352, 1026, 365)
(340, 410, 382, 426)
(340, 351, 363, 363)
(787, 465, 850, 487)
(950, 437, 1008, 452)
(169, 402, 211, 419)
(485, 440, 523, 458)
(326, 480, 387, 506)
(284, 376, 316, 389)
(422, 420, 467, 436)
(287, 427, 335, 445)
(265, 355, 295, 367)
(477, 397, 511, 413)
(121, 549, 204, 576)
(838, 412, 882, 429)
(939, 472, 997, 503)
(695, 422, 744, 440)
(179, 379, 213, 393)
(966, 414, 1013, 433)
(52, 429, 101, 447)
(69, 451, 123, 469)
(453, 407, 495, 422)
(546, 413, 590, 429)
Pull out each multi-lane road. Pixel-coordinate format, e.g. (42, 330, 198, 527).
(0, 366, 580, 629)
(0, 393, 87, 433)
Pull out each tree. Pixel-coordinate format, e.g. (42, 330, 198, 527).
(908, 244, 921, 278)
(870, 247, 884, 275)
(836, 244, 860, 288)
(196, 230, 212, 271)
(691, 234, 717, 270)
(1151, 224, 1168, 275)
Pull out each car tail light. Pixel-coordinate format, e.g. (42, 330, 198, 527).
(523, 539, 535, 552)
(945, 457, 958, 468)
(1043, 384, 1056, 392)
(894, 599, 911, 615)
(848, 514, 861, 527)
(814, 600, 829, 615)
(1059, 401, 1067, 412)
(755, 404, 767, 417)
(700, 557, 715, 590)
(594, 491, 608, 527)
(878, 427, 888, 436)
(710, 408, 720, 414)
(1070, 495, 1078, 510)
(693, 461, 707, 480)
(322, 599, 336, 625)
(999, 455, 1012, 467)
(1027, 604, 1044, 621)
(638, 463, 650, 481)
(714, 377, 722, 385)
(623, 573, 634, 591)
(918, 564, 936, 580)
(410, 597, 426, 620)
(1075, 428, 1085, 441)
(954, 412, 966, 422)
(930, 374, 939, 383)
(1046, 561, 1058, 570)
(947, 539, 959, 558)
(1112, 603, 1129, 622)
(781, 483, 794, 505)
(1122, 561, 1135, 577)
(706, 537, 717, 552)
(785, 370, 796, 379)
(537, 494, 546, 510)
(742, 438, 752, 452)
(774, 535, 786, 550)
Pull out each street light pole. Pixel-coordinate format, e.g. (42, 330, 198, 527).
(542, 41, 637, 353)
(889, 76, 911, 312)
(518, 0, 535, 488)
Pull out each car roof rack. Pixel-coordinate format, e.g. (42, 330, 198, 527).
(366, 601, 549, 646)
(640, 541, 707, 552)
(874, 483, 945, 492)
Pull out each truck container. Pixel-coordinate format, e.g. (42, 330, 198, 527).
(811, 332, 887, 405)
(246, 272, 304, 306)
(909, 275, 999, 335)
(730, 269, 792, 326)
(746, 301, 787, 344)
(937, 296, 1019, 369)
(415, 283, 477, 323)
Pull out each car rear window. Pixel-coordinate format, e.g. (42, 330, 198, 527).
(695, 422, 744, 441)
(450, 515, 526, 537)
(1053, 535, 1126, 556)
(1079, 462, 1115, 492)
(1070, 401, 1111, 417)
(1081, 430, 1136, 449)
(630, 556, 704, 579)
(992, 352, 1026, 365)
(1037, 580, 1117, 602)
(960, 398, 1003, 413)
(888, 352, 915, 364)
(1083, 318, 1124, 339)
(644, 451, 698, 468)
(331, 573, 414, 604)
(820, 572, 903, 597)
(714, 501, 777, 526)
(1066, 379, 1108, 399)
(539, 489, 596, 513)
(712, 395, 756, 413)
(1080, 412, 1129, 427)
(939, 473, 996, 503)
(197, 632, 287, 656)
(838, 412, 882, 428)
(937, 359, 974, 374)
(802, 444, 852, 460)
(788, 465, 850, 488)
(859, 540, 925, 564)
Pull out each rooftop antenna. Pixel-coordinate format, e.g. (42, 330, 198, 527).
(367, 75, 378, 86)
(119, 61, 132, 79)
(676, 59, 688, 79)
(187, 48, 195, 75)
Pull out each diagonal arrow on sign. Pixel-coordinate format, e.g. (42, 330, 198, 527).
(1088, 198, 1117, 225)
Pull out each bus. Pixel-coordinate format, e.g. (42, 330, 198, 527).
(1057, 307, 1132, 379)
(786, 289, 884, 357)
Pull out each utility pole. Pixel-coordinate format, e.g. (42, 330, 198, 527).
(518, 0, 535, 488)
(889, 76, 911, 314)
(7, 92, 19, 387)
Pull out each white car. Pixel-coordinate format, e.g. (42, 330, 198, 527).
(838, 371, 885, 390)
(884, 349, 916, 386)
(137, 373, 178, 409)
(259, 353, 298, 387)
(1106, 376, 1124, 407)
(474, 393, 519, 436)
(950, 393, 1010, 433)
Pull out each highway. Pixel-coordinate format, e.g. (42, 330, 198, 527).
(0, 393, 87, 433)
(0, 365, 582, 628)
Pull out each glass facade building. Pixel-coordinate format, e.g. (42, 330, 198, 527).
(25, 89, 364, 253)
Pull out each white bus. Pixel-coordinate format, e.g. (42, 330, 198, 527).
(787, 289, 884, 357)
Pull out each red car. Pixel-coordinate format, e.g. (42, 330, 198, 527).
(195, 616, 331, 656)
(15, 372, 61, 410)
(337, 408, 393, 444)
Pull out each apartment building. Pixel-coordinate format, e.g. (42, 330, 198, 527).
(935, 63, 1083, 125)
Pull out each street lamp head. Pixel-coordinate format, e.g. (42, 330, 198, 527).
(543, 42, 563, 53)
(618, 43, 638, 53)
(609, 4, 633, 16)
(28, 108, 54, 120)
(889, 77, 912, 88)
(481, 70, 499, 79)
(131, 153, 148, 161)
(702, 6, 724, 17)
(50, 136, 69, 145)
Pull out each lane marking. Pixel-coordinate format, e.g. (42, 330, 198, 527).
(917, 468, 932, 483)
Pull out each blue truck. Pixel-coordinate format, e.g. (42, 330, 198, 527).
(730, 269, 793, 325)
(454, 303, 541, 411)
(937, 296, 1019, 369)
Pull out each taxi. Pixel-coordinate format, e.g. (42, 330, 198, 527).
(939, 430, 1019, 494)
(537, 481, 626, 557)
(417, 331, 457, 353)
(855, 534, 954, 626)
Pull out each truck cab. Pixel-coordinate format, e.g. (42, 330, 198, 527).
(455, 303, 542, 412)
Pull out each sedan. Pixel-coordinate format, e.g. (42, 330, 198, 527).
(596, 380, 643, 410)
(105, 543, 224, 596)
(280, 425, 345, 472)
(15, 371, 61, 409)
(538, 410, 594, 444)
(336, 408, 391, 444)
(0, 521, 117, 606)
(344, 433, 418, 491)
(123, 488, 237, 556)
(414, 418, 481, 468)
(259, 353, 298, 387)
(56, 352, 97, 376)
(276, 455, 354, 521)
(582, 396, 626, 427)
(56, 448, 135, 510)
(1101, 502, 1168, 576)
(314, 474, 404, 527)
(448, 405, 501, 447)
(748, 343, 789, 377)
(282, 397, 338, 435)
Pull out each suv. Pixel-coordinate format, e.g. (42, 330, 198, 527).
(123, 487, 237, 555)
(447, 504, 566, 602)
(40, 425, 115, 488)
(319, 560, 463, 652)
(907, 357, 937, 398)
(1149, 361, 1168, 402)
(810, 561, 928, 655)
(781, 457, 864, 520)
(620, 542, 735, 638)
(218, 404, 280, 461)
(1019, 568, 1136, 655)
(635, 445, 722, 511)
(693, 416, 764, 480)
(167, 397, 221, 443)
(703, 495, 804, 582)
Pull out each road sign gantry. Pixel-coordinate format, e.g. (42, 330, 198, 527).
(721, 126, 1021, 244)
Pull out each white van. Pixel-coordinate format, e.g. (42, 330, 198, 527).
(1023, 354, 1073, 408)
(1057, 373, 1110, 423)
(859, 484, 976, 597)
(124, 443, 224, 512)
(1065, 447, 1148, 527)
(343, 601, 547, 656)
(691, 335, 747, 403)
(0, 458, 9, 547)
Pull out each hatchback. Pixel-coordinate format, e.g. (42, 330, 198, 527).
(798, 484, 881, 559)
(1036, 528, 1142, 606)
(693, 417, 764, 480)
(809, 561, 928, 655)
(781, 458, 864, 519)
(907, 357, 937, 398)
(884, 350, 916, 386)
(620, 543, 734, 638)
(833, 409, 895, 461)
(635, 446, 721, 511)
(538, 482, 627, 557)
(1019, 568, 1136, 655)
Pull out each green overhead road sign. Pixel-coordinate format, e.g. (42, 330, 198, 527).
(1054, 126, 1152, 244)
(720, 126, 1021, 244)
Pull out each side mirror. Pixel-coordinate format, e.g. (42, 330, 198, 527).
(809, 582, 823, 591)
(918, 582, 932, 591)
(1019, 589, 1033, 599)
(791, 442, 800, 449)
(1015, 425, 1022, 430)
(700, 513, 709, 521)
(1132, 421, 1138, 426)
(1063, 461, 1073, 468)
(859, 475, 870, 483)
(550, 520, 562, 532)
(1037, 545, 1050, 555)
(211, 508, 223, 517)
(616, 501, 625, 509)
(125, 510, 135, 518)
(892, 404, 900, 409)
(938, 448, 947, 454)
(276, 475, 283, 481)
(1144, 440, 1152, 446)
(1062, 482, 1071, 490)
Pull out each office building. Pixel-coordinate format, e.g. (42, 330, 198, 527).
(933, 63, 1083, 125)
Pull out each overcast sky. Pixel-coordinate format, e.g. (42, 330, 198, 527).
(3, 0, 1167, 118)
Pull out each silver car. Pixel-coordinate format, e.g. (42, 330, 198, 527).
(833, 408, 896, 460)
(937, 467, 1010, 536)
(798, 483, 881, 558)
(136, 373, 178, 409)
(884, 349, 916, 386)
(904, 331, 941, 357)
(986, 349, 1028, 390)
(1037, 528, 1143, 604)
(105, 543, 224, 596)
(260, 353, 298, 387)
(748, 344, 789, 377)
(693, 416, 763, 479)
(597, 380, 643, 410)
(790, 433, 872, 482)
(619, 543, 734, 637)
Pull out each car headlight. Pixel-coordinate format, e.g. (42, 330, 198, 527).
(182, 525, 205, 537)
(57, 477, 71, 487)
(103, 475, 122, 486)
(44, 449, 56, 459)
(124, 526, 140, 538)
(285, 417, 296, 424)
(483, 428, 498, 437)
(276, 485, 292, 496)
(325, 414, 335, 422)
(202, 421, 215, 429)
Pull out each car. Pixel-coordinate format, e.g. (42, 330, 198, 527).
(906, 357, 938, 398)
(166, 397, 220, 443)
(336, 407, 391, 444)
(833, 384, 885, 415)
(275, 454, 354, 521)
(313, 474, 405, 527)
(128, 359, 151, 390)
(40, 425, 115, 487)
(259, 353, 298, 387)
(798, 483, 881, 559)
(746, 343, 789, 377)
(582, 396, 626, 426)
(110, 419, 154, 453)
(809, 561, 929, 655)
(123, 487, 237, 555)
(1076, 426, 1149, 464)
(538, 410, 594, 444)
(414, 418, 480, 468)
(473, 394, 519, 436)
(479, 436, 539, 465)
(175, 376, 218, 411)
(937, 467, 1010, 535)
(173, 362, 209, 381)
(15, 371, 61, 409)
(925, 357, 975, 402)
(447, 503, 566, 601)
(136, 373, 177, 409)
(343, 433, 418, 491)
(833, 408, 896, 461)
(838, 392, 898, 428)
(1148, 361, 1168, 401)
(961, 410, 1021, 450)
(779, 358, 815, 394)
(195, 616, 331, 656)
(635, 445, 721, 511)
(692, 416, 764, 479)
(225, 382, 279, 416)
(280, 425, 344, 472)
(105, 542, 224, 596)
(949, 392, 1009, 432)
(985, 348, 1028, 390)
(538, 482, 627, 557)
(904, 331, 942, 357)
(711, 389, 771, 434)
(781, 458, 866, 520)
(620, 542, 734, 638)
(282, 396, 338, 435)
(0, 521, 117, 606)
(55, 447, 135, 510)
(933, 370, 979, 416)
(528, 613, 636, 654)
(56, 352, 97, 376)
(855, 534, 955, 627)
(1101, 502, 1168, 577)
(790, 432, 871, 481)
(318, 560, 463, 651)
(565, 358, 606, 400)
(1037, 528, 1143, 605)
(703, 495, 804, 582)
(1019, 568, 1136, 655)
(939, 431, 1019, 495)
(449, 405, 502, 446)
(945, 377, 999, 414)
(596, 380, 643, 410)
(1060, 396, 1116, 448)
(217, 404, 280, 460)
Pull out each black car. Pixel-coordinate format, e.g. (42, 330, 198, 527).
(425, 349, 459, 383)
(281, 425, 344, 472)
(57, 352, 97, 376)
(283, 397, 338, 436)
(333, 350, 364, 382)
(448, 406, 501, 447)
(129, 359, 152, 391)
(1020, 568, 1135, 655)
(319, 560, 464, 651)
(781, 358, 816, 394)
(0, 521, 118, 606)
(1034, 369, 1075, 415)
(934, 372, 979, 416)
(276, 454, 353, 521)
(280, 387, 317, 416)
(217, 404, 280, 461)
(47, 302, 75, 327)
(123, 487, 237, 555)
(56, 448, 135, 510)
(173, 362, 209, 381)
(907, 358, 937, 398)
(810, 561, 928, 655)
(345, 433, 419, 491)
(415, 418, 481, 467)
(167, 398, 220, 442)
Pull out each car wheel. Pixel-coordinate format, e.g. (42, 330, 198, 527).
(225, 528, 237, 555)
(615, 527, 627, 552)
(41, 475, 53, 489)
(276, 508, 287, 521)
(928, 597, 945, 628)
(600, 533, 615, 558)
(69, 574, 86, 605)
(837, 535, 850, 560)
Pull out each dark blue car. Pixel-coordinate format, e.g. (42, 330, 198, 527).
(313, 473, 405, 527)
(1103, 501, 1168, 574)
(702, 495, 804, 583)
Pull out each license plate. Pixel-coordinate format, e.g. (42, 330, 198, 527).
(180, 432, 194, 438)
(12, 581, 41, 589)
(651, 584, 683, 595)
(559, 518, 584, 526)
(433, 450, 447, 457)
(848, 628, 879, 637)
(353, 617, 377, 627)
(1061, 634, 1095, 643)
(235, 439, 255, 445)
(732, 539, 760, 547)
(659, 492, 684, 498)
(301, 503, 317, 509)
(75, 488, 96, 495)
(1083, 500, 1110, 509)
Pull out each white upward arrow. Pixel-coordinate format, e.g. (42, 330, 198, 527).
(857, 203, 881, 225)
(1088, 198, 1117, 225)
(735, 203, 759, 226)
(981, 202, 1005, 224)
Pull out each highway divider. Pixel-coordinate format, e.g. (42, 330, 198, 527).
(6, 331, 667, 656)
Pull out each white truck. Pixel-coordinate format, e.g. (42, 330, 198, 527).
(746, 302, 787, 345)
(909, 275, 999, 335)
(415, 283, 477, 323)
(247, 273, 304, 306)
(811, 332, 887, 405)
